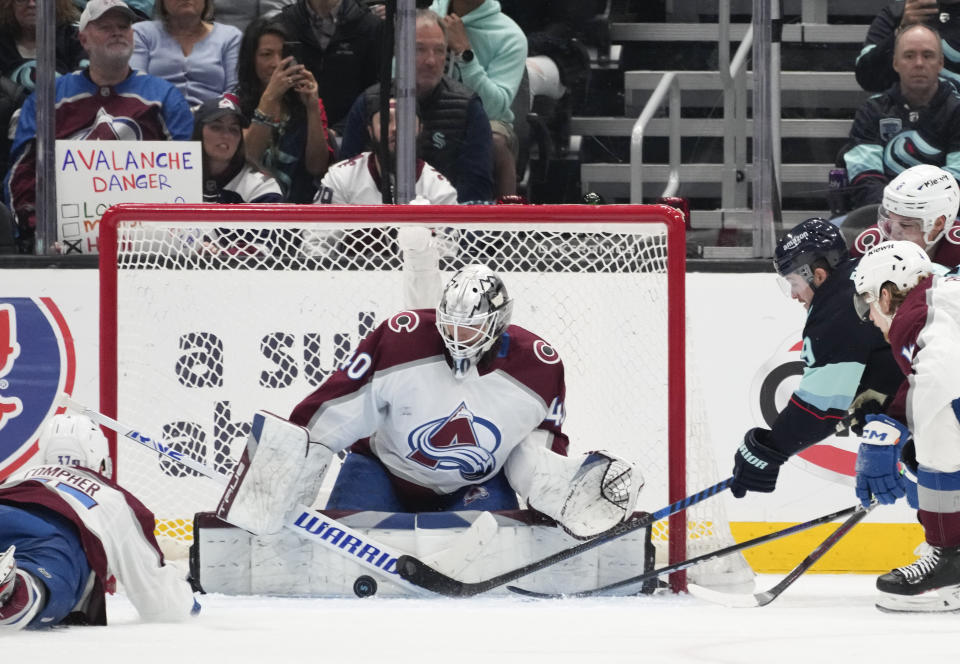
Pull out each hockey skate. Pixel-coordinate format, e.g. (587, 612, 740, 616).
(875, 544, 960, 613)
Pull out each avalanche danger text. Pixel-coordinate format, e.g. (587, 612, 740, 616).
(60, 147, 194, 192)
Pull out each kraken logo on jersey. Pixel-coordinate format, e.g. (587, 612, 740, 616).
(884, 130, 942, 174)
(407, 402, 501, 481)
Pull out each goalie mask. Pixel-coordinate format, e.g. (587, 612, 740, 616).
(879, 164, 960, 248)
(852, 240, 934, 322)
(38, 413, 113, 476)
(436, 264, 513, 378)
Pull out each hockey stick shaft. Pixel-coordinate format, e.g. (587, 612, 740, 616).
(60, 394, 435, 596)
(396, 477, 734, 597)
(508, 503, 859, 598)
(690, 501, 876, 607)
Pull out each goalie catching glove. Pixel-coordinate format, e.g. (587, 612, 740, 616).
(217, 411, 333, 536)
(854, 414, 909, 508)
(505, 442, 643, 540)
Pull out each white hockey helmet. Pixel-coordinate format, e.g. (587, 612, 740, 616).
(38, 413, 112, 475)
(879, 165, 960, 247)
(436, 264, 513, 378)
(851, 240, 934, 321)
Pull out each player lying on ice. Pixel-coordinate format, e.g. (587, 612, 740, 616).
(0, 414, 199, 630)
(851, 241, 960, 613)
(217, 263, 644, 548)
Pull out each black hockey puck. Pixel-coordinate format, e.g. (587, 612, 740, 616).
(353, 575, 378, 598)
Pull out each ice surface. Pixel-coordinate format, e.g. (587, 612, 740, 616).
(4, 574, 959, 661)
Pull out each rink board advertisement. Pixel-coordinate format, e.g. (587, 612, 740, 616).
(1, 268, 921, 571)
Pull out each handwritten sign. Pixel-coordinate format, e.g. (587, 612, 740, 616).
(55, 140, 202, 254)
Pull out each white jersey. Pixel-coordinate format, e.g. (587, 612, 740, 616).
(0, 464, 195, 623)
(892, 274, 960, 470)
(313, 152, 459, 205)
(289, 309, 569, 495)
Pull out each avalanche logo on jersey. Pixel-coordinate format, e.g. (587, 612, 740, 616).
(0, 298, 76, 481)
(407, 402, 502, 481)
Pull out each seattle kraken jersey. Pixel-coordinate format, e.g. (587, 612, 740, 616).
(840, 80, 960, 209)
(289, 309, 569, 495)
(768, 259, 903, 456)
(0, 465, 195, 624)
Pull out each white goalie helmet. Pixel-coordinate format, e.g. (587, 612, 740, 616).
(879, 164, 960, 246)
(851, 240, 934, 321)
(38, 413, 112, 476)
(436, 264, 513, 378)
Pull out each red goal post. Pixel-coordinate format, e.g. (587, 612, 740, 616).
(98, 203, 730, 590)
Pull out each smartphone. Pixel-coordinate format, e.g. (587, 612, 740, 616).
(283, 41, 302, 63)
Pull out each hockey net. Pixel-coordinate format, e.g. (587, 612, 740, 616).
(99, 203, 750, 590)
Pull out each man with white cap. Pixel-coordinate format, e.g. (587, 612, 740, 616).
(3, 0, 194, 253)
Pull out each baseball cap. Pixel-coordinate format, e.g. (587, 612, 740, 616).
(195, 95, 250, 128)
(79, 0, 136, 32)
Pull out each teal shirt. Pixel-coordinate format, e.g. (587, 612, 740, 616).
(429, 0, 526, 124)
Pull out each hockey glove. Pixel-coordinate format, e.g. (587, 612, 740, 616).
(854, 414, 909, 508)
(731, 428, 789, 498)
(839, 389, 889, 437)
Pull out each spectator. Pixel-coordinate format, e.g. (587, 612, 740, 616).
(3, 0, 193, 253)
(211, 0, 291, 33)
(838, 23, 960, 210)
(194, 95, 281, 204)
(856, 0, 960, 93)
(430, 0, 526, 198)
(235, 17, 332, 203)
(0, 75, 25, 183)
(275, 0, 383, 132)
(130, 0, 242, 106)
(0, 0, 87, 93)
(304, 96, 457, 259)
(339, 9, 493, 203)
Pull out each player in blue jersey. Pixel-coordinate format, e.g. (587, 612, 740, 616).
(730, 218, 904, 498)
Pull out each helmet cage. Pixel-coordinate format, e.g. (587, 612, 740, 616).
(436, 264, 512, 377)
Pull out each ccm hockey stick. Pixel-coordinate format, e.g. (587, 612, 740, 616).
(507, 503, 860, 598)
(60, 395, 436, 597)
(395, 477, 734, 597)
(688, 501, 877, 608)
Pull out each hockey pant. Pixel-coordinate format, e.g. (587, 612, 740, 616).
(325, 451, 520, 512)
(0, 504, 91, 628)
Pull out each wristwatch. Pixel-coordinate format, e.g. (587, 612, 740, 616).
(457, 49, 474, 63)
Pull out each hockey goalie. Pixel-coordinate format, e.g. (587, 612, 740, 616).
(203, 259, 649, 597)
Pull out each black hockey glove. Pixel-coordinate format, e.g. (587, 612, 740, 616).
(731, 428, 790, 498)
(839, 389, 889, 437)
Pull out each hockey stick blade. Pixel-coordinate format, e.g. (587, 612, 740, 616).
(688, 502, 876, 608)
(396, 477, 734, 597)
(507, 503, 859, 598)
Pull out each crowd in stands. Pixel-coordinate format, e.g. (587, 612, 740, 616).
(14, 0, 960, 255)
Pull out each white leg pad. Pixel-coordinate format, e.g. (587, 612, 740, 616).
(217, 411, 331, 536)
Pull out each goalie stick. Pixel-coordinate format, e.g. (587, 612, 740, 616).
(59, 395, 436, 597)
(395, 477, 734, 597)
(688, 501, 877, 608)
(507, 503, 860, 598)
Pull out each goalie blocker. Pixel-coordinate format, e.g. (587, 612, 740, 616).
(217, 412, 333, 536)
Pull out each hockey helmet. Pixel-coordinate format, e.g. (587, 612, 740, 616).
(38, 413, 112, 476)
(851, 240, 934, 321)
(773, 217, 849, 285)
(436, 264, 512, 378)
(879, 164, 960, 247)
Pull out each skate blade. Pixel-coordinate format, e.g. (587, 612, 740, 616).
(876, 585, 960, 613)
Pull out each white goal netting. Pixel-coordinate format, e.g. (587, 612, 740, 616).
(100, 204, 750, 588)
